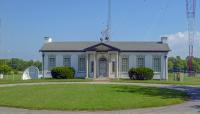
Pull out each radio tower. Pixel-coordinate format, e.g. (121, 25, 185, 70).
(186, 0, 196, 76)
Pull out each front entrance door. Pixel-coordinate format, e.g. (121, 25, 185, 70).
(99, 58, 107, 77)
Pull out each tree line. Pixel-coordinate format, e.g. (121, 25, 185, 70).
(0, 58, 42, 74)
(168, 56, 200, 73)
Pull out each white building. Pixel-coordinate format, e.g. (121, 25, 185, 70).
(40, 37, 170, 80)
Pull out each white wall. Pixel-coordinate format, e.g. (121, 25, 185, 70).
(118, 52, 168, 80)
(43, 52, 86, 78)
(42, 51, 168, 80)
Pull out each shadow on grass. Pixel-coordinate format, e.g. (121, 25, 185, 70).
(112, 85, 187, 99)
(190, 105, 200, 112)
(168, 86, 200, 100)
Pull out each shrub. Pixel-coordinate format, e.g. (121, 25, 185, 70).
(51, 67, 75, 79)
(128, 67, 154, 80)
(128, 68, 137, 80)
(68, 67, 75, 76)
(0, 65, 12, 75)
(13, 69, 19, 75)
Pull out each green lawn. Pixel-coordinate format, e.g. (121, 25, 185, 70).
(0, 78, 91, 84)
(112, 73, 200, 85)
(1, 73, 200, 85)
(0, 74, 92, 84)
(0, 84, 187, 111)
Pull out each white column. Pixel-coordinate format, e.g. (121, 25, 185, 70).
(42, 53, 45, 78)
(108, 53, 111, 78)
(165, 55, 168, 80)
(86, 53, 89, 78)
(116, 52, 119, 79)
(93, 53, 96, 79)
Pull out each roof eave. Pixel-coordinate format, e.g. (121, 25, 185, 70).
(39, 50, 170, 52)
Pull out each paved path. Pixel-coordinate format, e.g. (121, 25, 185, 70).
(0, 82, 199, 114)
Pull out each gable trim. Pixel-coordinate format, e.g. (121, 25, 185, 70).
(84, 42, 120, 51)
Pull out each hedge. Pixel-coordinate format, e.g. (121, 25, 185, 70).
(128, 67, 154, 80)
(51, 67, 75, 79)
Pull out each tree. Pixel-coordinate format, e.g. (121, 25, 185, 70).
(168, 60, 173, 72)
(6, 58, 42, 71)
(0, 65, 12, 74)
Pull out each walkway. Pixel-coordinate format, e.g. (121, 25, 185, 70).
(0, 82, 199, 114)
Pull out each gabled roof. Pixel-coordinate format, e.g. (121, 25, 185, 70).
(84, 43, 120, 51)
(40, 41, 170, 52)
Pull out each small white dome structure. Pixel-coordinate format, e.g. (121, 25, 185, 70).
(22, 66, 40, 80)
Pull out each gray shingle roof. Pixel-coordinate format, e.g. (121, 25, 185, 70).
(40, 41, 170, 52)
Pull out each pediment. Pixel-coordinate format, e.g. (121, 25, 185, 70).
(84, 43, 119, 52)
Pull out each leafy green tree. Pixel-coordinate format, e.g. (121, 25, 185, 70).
(0, 65, 12, 74)
(168, 60, 173, 72)
(6, 58, 42, 71)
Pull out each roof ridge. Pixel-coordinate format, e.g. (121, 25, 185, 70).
(50, 41, 99, 43)
(48, 41, 160, 43)
(40, 41, 170, 52)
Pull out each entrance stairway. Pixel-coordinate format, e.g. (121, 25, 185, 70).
(93, 77, 111, 82)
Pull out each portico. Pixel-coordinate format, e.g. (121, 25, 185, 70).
(85, 43, 119, 79)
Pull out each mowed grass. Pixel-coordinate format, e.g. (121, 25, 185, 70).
(0, 84, 187, 111)
(0, 74, 91, 84)
(1, 73, 200, 85)
(112, 73, 200, 85)
(0, 78, 91, 84)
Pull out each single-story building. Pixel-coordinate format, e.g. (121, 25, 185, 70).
(39, 37, 170, 80)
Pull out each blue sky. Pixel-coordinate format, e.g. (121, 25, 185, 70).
(0, 0, 200, 60)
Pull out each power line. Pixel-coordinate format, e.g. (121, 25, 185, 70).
(143, 0, 171, 39)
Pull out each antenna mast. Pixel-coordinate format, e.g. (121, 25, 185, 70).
(107, 0, 111, 41)
(101, 0, 111, 42)
(186, 0, 196, 76)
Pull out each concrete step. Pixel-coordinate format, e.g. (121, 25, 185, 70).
(93, 78, 111, 82)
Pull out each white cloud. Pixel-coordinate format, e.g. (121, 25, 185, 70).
(165, 31, 200, 58)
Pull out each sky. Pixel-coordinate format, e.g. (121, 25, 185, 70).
(0, 0, 200, 61)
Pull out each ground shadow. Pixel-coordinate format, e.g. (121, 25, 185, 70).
(190, 105, 200, 112)
(167, 86, 200, 100)
(112, 85, 187, 100)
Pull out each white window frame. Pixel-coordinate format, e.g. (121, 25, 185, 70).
(63, 55, 71, 67)
(78, 55, 86, 72)
(121, 57, 129, 72)
(152, 56, 161, 72)
(137, 55, 145, 67)
(48, 55, 56, 70)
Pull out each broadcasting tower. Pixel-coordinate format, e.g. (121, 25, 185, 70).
(186, 0, 196, 75)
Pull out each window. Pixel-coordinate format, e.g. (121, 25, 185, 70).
(78, 56, 86, 72)
(121, 58, 129, 72)
(63, 56, 71, 67)
(137, 55, 145, 67)
(153, 56, 161, 72)
(91, 61, 94, 73)
(112, 61, 116, 73)
(48, 56, 56, 70)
